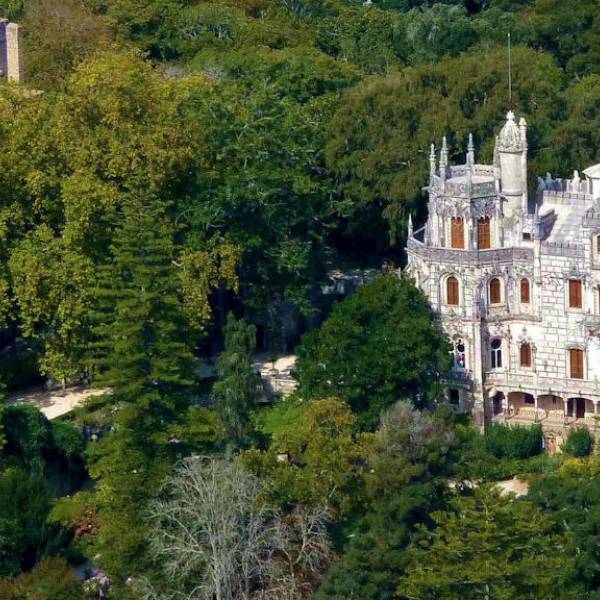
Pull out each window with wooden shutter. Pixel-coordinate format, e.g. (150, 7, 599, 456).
(569, 279, 582, 309)
(489, 278, 501, 304)
(520, 343, 532, 368)
(520, 279, 530, 304)
(447, 276, 459, 305)
(597, 236, 600, 253)
(477, 217, 491, 249)
(451, 218, 464, 249)
(570, 349, 584, 379)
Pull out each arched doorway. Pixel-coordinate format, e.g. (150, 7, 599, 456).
(567, 397, 587, 419)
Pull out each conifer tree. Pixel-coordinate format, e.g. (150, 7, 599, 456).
(212, 313, 261, 446)
(87, 193, 197, 579)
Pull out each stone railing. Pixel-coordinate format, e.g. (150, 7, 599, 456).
(541, 189, 592, 205)
(541, 241, 585, 258)
(485, 370, 600, 400)
(407, 237, 533, 265)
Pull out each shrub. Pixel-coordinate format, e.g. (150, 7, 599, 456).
(562, 427, 594, 457)
(484, 423, 543, 460)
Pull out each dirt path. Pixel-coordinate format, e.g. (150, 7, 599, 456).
(6, 385, 108, 420)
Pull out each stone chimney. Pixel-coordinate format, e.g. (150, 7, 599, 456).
(6, 22, 23, 83)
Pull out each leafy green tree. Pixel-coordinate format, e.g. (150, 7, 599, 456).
(561, 427, 594, 457)
(245, 397, 370, 510)
(484, 422, 543, 460)
(212, 313, 261, 446)
(0, 556, 85, 599)
(325, 45, 563, 242)
(1, 404, 52, 470)
(314, 402, 456, 600)
(398, 485, 576, 599)
(295, 274, 451, 427)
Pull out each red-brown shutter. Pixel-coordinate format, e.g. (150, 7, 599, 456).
(520, 343, 532, 367)
(477, 217, 490, 250)
(520, 279, 530, 304)
(447, 277, 459, 305)
(451, 218, 464, 249)
(490, 278, 501, 304)
(570, 349, 584, 379)
(569, 280, 582, 309)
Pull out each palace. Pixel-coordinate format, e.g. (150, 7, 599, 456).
(406, 111, 600, 447)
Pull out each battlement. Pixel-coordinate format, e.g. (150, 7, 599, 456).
(0, 20, 23, 84)
(537, 171, 593, 197)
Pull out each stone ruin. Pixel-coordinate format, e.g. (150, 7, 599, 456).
(0, 20, 23, 83)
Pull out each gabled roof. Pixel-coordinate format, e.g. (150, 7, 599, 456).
(583, 163, 600, 178)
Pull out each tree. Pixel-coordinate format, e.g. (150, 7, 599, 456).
(246, 397, 370, 510)
(295, 274, 451, 427)
(0, 556, 85, 599)
(314, 402, 456, 600)
(141, 456, 331, 600)
(212, 313, 261, 446)
(398, 485, 576, 599)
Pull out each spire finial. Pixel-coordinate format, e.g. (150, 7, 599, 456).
(429, 143, 436, 175)
(507, 32, 513, 110)
(408, 213, 413, 237)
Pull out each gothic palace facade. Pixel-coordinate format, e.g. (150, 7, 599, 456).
(406, 111, 600, 444)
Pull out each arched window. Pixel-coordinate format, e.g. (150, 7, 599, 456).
(451, 217, 464, 249)
(569, 349, 584, 379)
(490, 338, 502, 369)
(447, 276, 459, 305)
(489, 278, 501, 304)
(520, 343, 532, 368)
(477, 217, 491, 249)
(454, 339, 466, 369)
(520, 279, 530, 304)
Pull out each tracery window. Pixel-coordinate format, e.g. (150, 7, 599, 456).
(489, 278, 501, 305)
(447, 276, 459, 305)
(454, 339, 466, 369)
(520, 279, 530, 304)
(451, 217, 464, 249)
(490, 338, 502, 369)
(520, 343, 532, 368)
(477, 217, 491, 250)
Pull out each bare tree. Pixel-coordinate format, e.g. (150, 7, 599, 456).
(139, 456, 330, 600)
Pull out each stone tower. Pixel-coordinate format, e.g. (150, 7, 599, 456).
(0, 20, 23, 84)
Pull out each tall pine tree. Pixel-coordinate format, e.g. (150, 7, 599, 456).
(87, 194, 196, 580)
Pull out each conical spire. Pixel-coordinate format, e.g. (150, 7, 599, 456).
(407, 213, 413, 237)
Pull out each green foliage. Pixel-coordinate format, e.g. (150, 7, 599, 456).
(50, 420, 83, 460)
(0, 468, 52, 576)
(314, 402, 456, 600)
(212, 313, 261, 445)
(0, 556, 85, 599)
(562, 426, 594, 457)
(484, 422, 543, 460)
(295, 274, 451, 427)
(398, 485, 576, 599)
(2, 405, 52, 470)
(244, 397, 370, 509)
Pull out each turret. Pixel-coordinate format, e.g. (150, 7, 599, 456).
(496, 111, 527, 217)
(467, 133, 475, 167)
(429, 143, 436, 177)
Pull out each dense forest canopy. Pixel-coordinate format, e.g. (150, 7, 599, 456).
(0, 0, 598, 598)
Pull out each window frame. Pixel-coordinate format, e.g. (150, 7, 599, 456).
(568, 279, 583, 309)
(446, 276, 460, 306)
(569, 348, 584, 379)
(450, 217, 465, 249)
(520, 278, 530, 305)
(490, 338, 502, 369)
(520, 342, 532, 368)
(489, 278, 502, 305)
(477, 217, 491, 250)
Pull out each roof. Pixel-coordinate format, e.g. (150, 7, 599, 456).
(583, 163, 600, 179)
